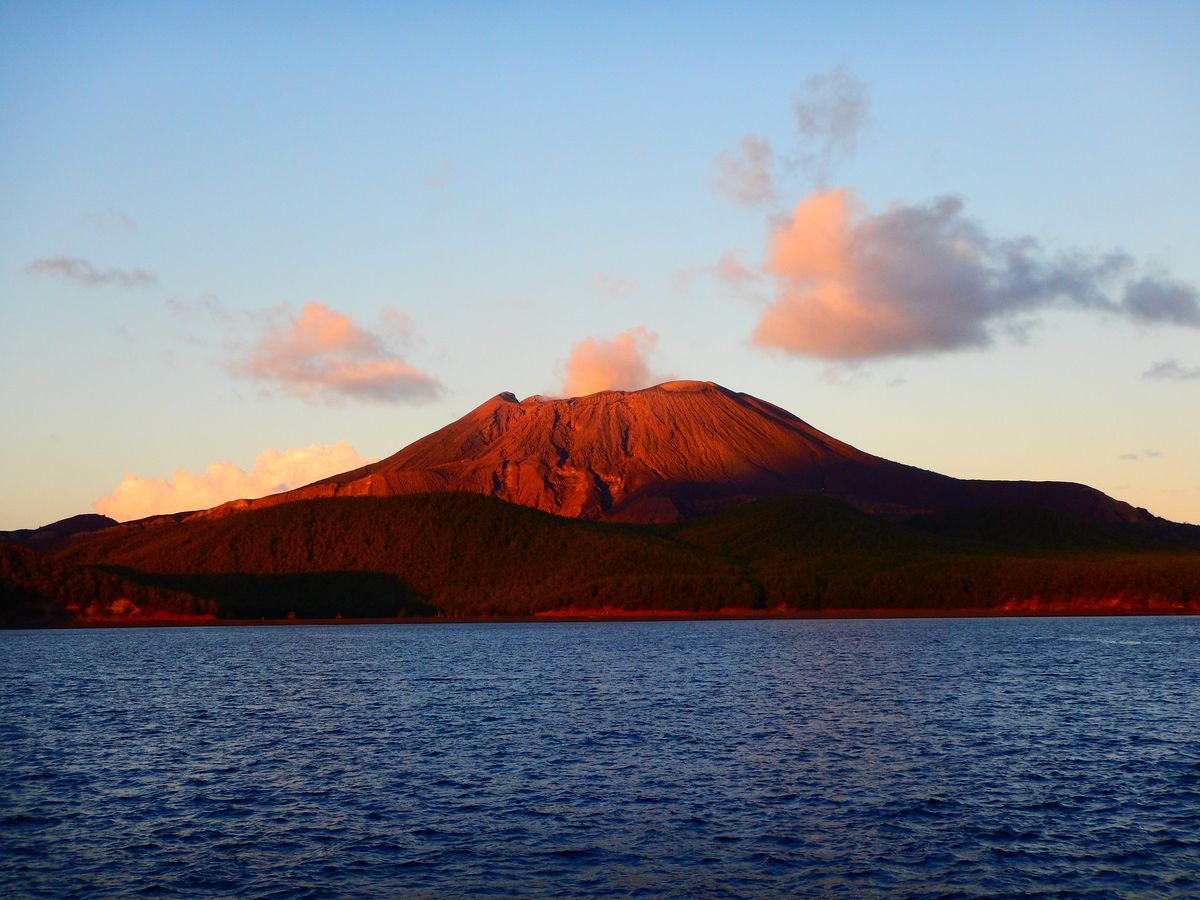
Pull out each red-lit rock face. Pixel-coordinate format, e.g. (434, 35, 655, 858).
(198, 380, 1150, 526)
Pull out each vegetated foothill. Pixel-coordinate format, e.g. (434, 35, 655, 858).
(2, 492, 1193, 624)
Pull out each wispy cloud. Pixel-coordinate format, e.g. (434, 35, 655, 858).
(710, 250, 764, 299)
(234, 302, 441, 403)
(712, 135, 776, 206)
(790, 63, 870, 188)
(93, 442, 370, 521)
(751, 189, 1200, 360)
(1143, 358, 1200, 381)
(562, 327, 665, 397)
(710, 64, 869, 205)
(83, 209, 137, 231)
(596, 273, 635, 299)
(1119, 449, 1165, 462)
(166, 293, 238, 325)
(26, 256, 157, 288)
(423, 160, 455, 191)
(675, 250, 766, 302)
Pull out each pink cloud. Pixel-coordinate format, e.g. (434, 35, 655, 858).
(673, 250, 765, 302)
(93, 442, 370, 521)
(562, 327, 664, 397)
(236, 302, 441, 403)
(711, 250, 765, 302)
(751, 188, 1200, 360)
(714, 250, 757, 286)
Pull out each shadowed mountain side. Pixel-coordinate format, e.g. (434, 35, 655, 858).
(908, 504, 1200, 552)
(190, 381, 1158, 528)
(57, 493, 1200, 620)
(670, 497, 1200, 612)
(96, 570, 435, 620)
(0, 542, 215, 625)
(63, 494, 760, 616)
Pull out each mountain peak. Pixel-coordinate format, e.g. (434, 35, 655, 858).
(193, 381, 1152, 527)
(656, 379, 718, 392)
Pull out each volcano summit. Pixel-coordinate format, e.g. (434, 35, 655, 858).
(205, 380, 1151, 528)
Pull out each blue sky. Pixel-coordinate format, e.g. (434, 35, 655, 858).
(2, 1, 1198, 527)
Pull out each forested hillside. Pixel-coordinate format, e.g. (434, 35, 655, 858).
(1, 492, 1185, 623)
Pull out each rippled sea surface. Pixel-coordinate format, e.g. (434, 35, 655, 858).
(3, 618, 1199, 898)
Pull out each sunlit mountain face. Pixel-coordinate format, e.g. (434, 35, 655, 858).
(195, 380, 1156, 528)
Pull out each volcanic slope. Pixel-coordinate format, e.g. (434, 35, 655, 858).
(198, 380, 1153, 527)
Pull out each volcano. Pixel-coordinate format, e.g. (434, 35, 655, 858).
(200, 380, 1152, 527)
(10, 382, 1196, 626)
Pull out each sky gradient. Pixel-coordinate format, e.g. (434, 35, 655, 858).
(2, 1, 1198, 527)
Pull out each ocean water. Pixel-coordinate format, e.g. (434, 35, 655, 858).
(2, 618, 1199, 898)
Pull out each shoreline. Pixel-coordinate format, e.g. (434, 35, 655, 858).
(9, 605, 1199, 629)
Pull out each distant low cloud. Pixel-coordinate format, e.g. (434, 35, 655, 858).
(93, 442, 369, 521)
(712, 135, 776, 206)
(1143, 358, 1200, 381)
(1119, 449, 1165, 462)
(234, 302, 441, 403)
(751, 188, 1200, 360)
(562, 327, 664, 397)
(26, 256, 157, 288)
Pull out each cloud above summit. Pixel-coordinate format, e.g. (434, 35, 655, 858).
(234, 302, 441, 403)
(561, 327, 665, 397)
(751, 188, 1200, 360)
